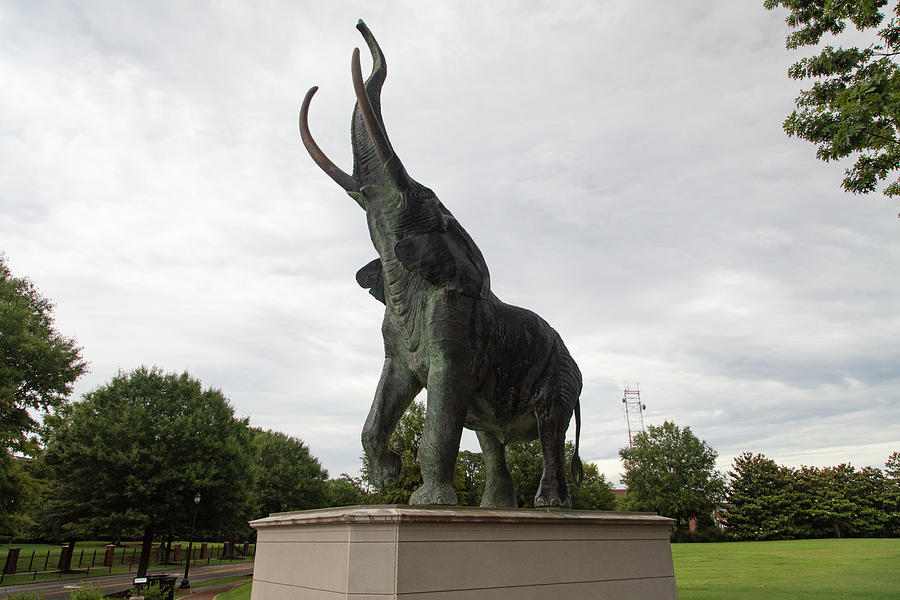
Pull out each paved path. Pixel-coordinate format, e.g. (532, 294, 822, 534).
(0, 562, 253, 600)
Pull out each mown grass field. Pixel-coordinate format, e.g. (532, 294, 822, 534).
(672, 538, 900, 600)
(215, 582, 251, 600)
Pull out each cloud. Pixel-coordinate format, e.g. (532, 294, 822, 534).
(1, 1, 897, 482)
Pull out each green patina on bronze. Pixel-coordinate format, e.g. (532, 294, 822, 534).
(300, 20, 584, 507)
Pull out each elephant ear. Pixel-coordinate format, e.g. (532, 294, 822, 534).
(393, 213, 490, 299)
(356, 258, 386, 304)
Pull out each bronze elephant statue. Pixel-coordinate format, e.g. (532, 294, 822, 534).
(299, 20, 584, 507)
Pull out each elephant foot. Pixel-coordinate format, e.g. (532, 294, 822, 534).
(369, 450, 402, 489)
(534, 491, 572, 509)
(410, 481, 457, 505)
(481, 481, 518, 508)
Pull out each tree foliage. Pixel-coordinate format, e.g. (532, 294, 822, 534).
(725, 452, 900, 539)
(360, 400, 612, 508)
(886, 451, 900, 533)
(887, 450, 900, 478)
(454, 450, 486, 506)
(39, 367, 254, 574)
(619, 421, 725, 526)
(765, 0, 900, 203)
(250, 428, 329, 517)
(361, 401, 425, 504)
(570, 461, 617, 511)
(724, 452, 797, 539)
(358, 400, 488, 505)
(325, 473, 368, 507)
(504, 440, 546, 508)
(506, 439, 615, 509)
(0, 254, 87, 534)
(0, 453, 42, 536)
(0, 255, 87, 452)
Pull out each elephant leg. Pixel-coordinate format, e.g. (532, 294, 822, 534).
(362, 356, 422, 489)
(410, 356, 471, 505)
(534, 408, 572, 508)
(476, 430, 517, 508)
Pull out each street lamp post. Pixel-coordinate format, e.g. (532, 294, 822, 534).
(179, 492, 201, 589)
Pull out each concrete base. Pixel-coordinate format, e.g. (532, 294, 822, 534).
(249, 505, 677, 600)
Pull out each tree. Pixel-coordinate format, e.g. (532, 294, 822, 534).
(40, 367, 254, 576)
(0, 255, 87, 452)
(505, 439, 613, 509)
(250, 428, 329, 517)
(570, 461, 617, 511)
(725, 453, 796, 540)
(505, 440, 546, 508)
(773, 464, 859, 538)
(0, 453, 43, 536)
(359, 401, 603, 508)
(0, 254, 87, 534)
(850, 466, 894, 536)
(885, 451, 900, 535)
(454, 450, 486, 506)
(724, 453, 900, 540)
(357, 401, 497, 506)
(361, 401, 425, 504)
(765, 0, 900, 205)
(887, 451, 900, 479)
(619, 421, 725, 527)
(818, 464, 867, 537)
(325, 474, 367, 507)
(800, 463, 895, 538)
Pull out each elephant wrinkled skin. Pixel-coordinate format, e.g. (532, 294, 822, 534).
(299, 21, 584, 508)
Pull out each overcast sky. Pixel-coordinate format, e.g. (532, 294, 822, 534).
(2, 1, 898, 485)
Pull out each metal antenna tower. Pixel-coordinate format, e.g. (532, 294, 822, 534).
(622, 382, 646, 447)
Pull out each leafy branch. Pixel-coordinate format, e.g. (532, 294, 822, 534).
(766, 0, 900, 211)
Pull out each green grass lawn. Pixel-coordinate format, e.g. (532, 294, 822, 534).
(173, 575, 252, 599)
(672, 538, 900, 600)
(214, 582, 251, 600)
(5, 538, 897, 598)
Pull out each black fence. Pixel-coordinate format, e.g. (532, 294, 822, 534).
(0, 542, 255, 585)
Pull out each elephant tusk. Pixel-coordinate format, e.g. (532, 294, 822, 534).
(299, 86, 360, 193)
(351, 48, 408, 188)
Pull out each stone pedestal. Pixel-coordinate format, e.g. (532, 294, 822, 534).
(250, 505, 677, 600)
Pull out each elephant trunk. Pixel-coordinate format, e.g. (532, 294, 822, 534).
(351, 20, 409, 189)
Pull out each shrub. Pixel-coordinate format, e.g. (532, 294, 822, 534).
(671, 525, 730, 543)
(8, 592, 44, 600)
(129, 583, 167, 600)
(69, 586, 104, 600)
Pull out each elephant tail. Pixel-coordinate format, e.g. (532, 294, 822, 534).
(570, 399, 584, 487)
